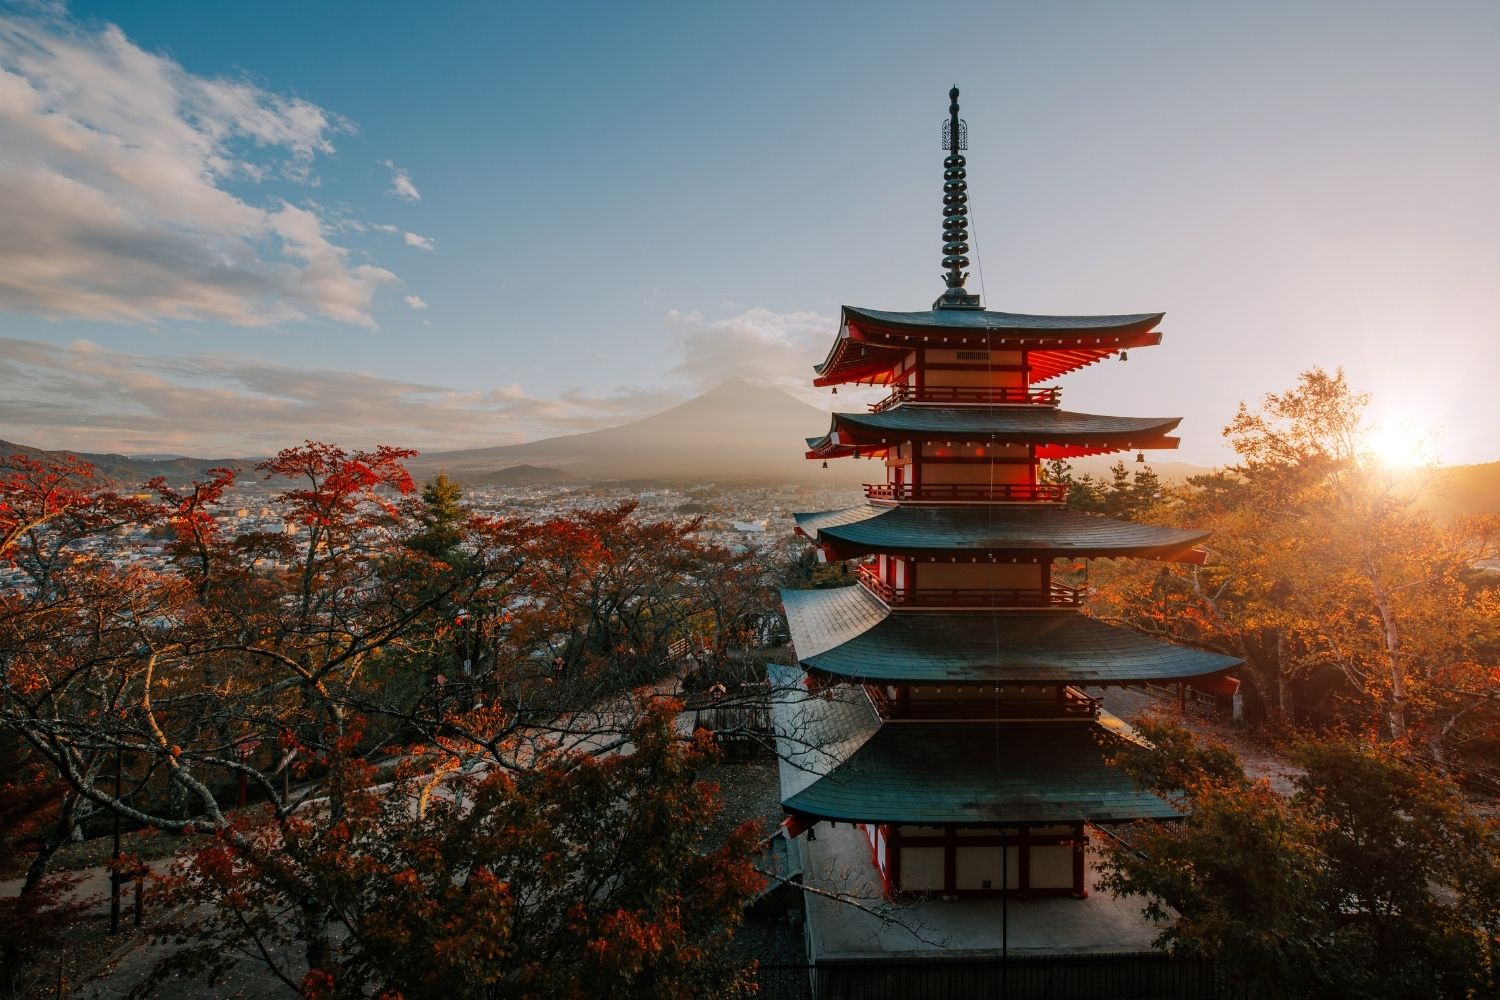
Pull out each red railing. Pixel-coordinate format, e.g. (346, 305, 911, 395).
(864, 482, 1068, 503)
(871, 385, 1060, 411)
(856, 565, 1082, 609)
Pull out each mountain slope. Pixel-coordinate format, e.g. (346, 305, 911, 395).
(0, 439, 258, 488)
(413, 380, 863, 483)
(1420, 462, 1500, 521)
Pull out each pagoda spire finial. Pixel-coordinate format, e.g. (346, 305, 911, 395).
(935, 86, 982, 310)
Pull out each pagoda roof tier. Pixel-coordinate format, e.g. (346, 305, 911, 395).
(805, 407, 1182, 458)
(815, 306, 1164, 387)
(783, 721, 1180, 826)
(781, 585, 1241, 685)
(794, 503, 1208, 559)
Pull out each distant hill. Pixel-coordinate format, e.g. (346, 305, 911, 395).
(461, 464, 571, 486)
(1420, 462, 1500, 521)
(1067, 455, 1215, 484)
(5, 387, 1498, 509)
(411, 380, 865, 485)
(1068, 454, 1499, 518)
(0, 438, 259, 489)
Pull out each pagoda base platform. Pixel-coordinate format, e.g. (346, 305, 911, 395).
(795, 821, 1163, 962)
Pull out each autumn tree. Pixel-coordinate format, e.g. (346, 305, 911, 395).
(150, 702, 762, 999)
(1098, 718, 1500, 999)
(0, 739, 87, 995)
(1084, 369, 1499, 746)
(2, 445, 785, 996)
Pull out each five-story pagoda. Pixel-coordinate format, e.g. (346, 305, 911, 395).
(776, 89, 1240, 901)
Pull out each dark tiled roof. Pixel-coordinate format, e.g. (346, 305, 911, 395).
(768, 664, 882, 800)
(814, 307, 1166, 385)
(794, 504, 1208, 558)
(843, 306, 1164, 335)
(813, 408, 1182, 448)
(781, 586, 1242, 684)
(783, 721, 1180, 825)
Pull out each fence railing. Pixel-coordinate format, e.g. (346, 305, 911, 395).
(871, 385, 1061, 411)
(864, 482, 1068, 503)
(868, 686, 1101, 721)
(857, 566, 1082, 609)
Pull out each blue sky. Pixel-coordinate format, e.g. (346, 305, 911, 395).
(1, 0, 1497, 464)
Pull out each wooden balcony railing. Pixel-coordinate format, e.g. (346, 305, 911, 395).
(864, 482, 1068, 503)
(871, 385, 1061, 411)
(866, 684, 1100, 721)
(856, 565, 1082, 609)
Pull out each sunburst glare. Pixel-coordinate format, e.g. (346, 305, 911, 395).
(1364, 415, 1440, 469)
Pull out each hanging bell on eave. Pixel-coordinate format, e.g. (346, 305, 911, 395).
(1120, 350, 1129, 361)
(822, 460, 829, 469)
(1136, 452, 1146, 463)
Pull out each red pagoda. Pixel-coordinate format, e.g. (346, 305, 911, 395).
(776, 88, 1240, 901)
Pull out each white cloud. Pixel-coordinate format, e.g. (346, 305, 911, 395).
(0, 336, 687, 454)
(0, 10, 400, 328)
(0, 306, 846, 454)
(382, 159, 421, 201)
(665, 306, 844, 403)
(403, 231, 435, 251)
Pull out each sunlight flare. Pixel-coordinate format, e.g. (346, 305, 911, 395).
(1364, 414, 1440, 469)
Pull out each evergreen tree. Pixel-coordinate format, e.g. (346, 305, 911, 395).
(411, 470, 467, 561)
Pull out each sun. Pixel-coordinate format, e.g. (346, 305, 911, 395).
(1364, 415, 1439, 469)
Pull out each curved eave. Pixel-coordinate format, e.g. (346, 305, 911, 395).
(813, 306, 1165, 386)
(806, 439, 1182, 461)
(781, 585, 1242, 685)
(793, 504, 1210, 560)
(844, 305, 1165, 337)
(805, 409, 1183, 456)
(782, 722, 1182, 827)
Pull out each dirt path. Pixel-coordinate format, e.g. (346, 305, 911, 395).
(1100, 685, 1302, 794)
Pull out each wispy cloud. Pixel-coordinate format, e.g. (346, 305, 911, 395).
(0, 337, 684, 455)
(666, 306, 854, 407)
(0, 306, 845, 454)
(0, 10, 404, 328)
(403, 231, 435, 251)
(382, 159, 421, 202)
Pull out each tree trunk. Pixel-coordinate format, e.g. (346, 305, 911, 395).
(301, 901, 333, 976)
(1275, 631, 1294, 722)
(1366, 559, 1407, 741)
(20, 790, 81, 896)
(1240, 629, 1292, 726)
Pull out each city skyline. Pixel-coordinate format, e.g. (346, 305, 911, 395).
(2, 1, 1498, 466)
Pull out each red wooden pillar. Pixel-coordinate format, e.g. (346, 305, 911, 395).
(1072, 823, 1088, 898)
(887, 825, 902, 894)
